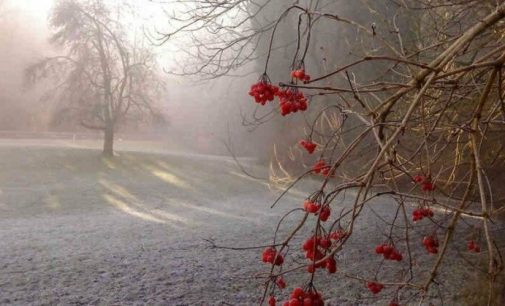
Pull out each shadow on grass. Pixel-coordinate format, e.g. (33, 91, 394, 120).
(0, 146, 273, 224)
(96, 151, 270, 225)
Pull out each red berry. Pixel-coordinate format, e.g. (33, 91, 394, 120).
(303, 297, 313, 306)
(314, 249, 324, 261)
(422, 208, 433, 217)
(326, 264, 337, 274)
(382, 245, 393, 257)
(319, 206, 331, 221)
(468, 241, 481, 253)
(303, 200, 310, 211)
(467, 240, 475, 251)
(280, 103, 292, 116)
(422, 182, 435, 191)
(319, 238, 331, 249)
(262, 247, 284, 265)
(292, 69, 307, 80)
(375, 244, 384, 254)
(305, 249, 315, 260)
(422, 236, 439, 254)
(276, 277, 286, 289)
(307, 291, 323, 306)
(414, 175, 425, 183)
(262, 247, 276, 263)
(312, 160, 326, 173)
(321, 165, 335, 177)
(390, 250, 403, 261)
(330, 229, 347, 241)
(412, 209, 425, 221)
(269, 296, 276, 306)
(325, 258, 337, 274)
(274, 254, 284, 265)
(367, 281, 384, 294)
(304, 201, 320, 214)
(289, 299, 302, 306)
(291, 288, 305, 300)
(302, 237, 316, 251)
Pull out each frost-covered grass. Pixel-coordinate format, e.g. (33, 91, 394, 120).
(0, 140, 494, 305)
(0, 140, 302, 305)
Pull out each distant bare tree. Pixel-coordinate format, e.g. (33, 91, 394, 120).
(26, 0, 165, 156)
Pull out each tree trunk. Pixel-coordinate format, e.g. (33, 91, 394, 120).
(103, 124, 114, 157)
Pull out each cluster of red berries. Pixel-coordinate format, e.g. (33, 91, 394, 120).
(302, 236, 336, 274)
(375, 244, 403, 261)
(277, 88, 308, 116)
(414, 175, 435, 192)
(281, 287, 324, 306)
(249, 74, 310, 116)
(262, 247, 284, 265)
(467, 240, 481, 253)
(412, 207, 434, 221)
(249, 81, 279, 105)
(422, 236, 439, 254)
(291, 69, 311, 83)
(303, 201, 331, 221)
(302, 236, 331, 250)
(367, 281, 384, 294)
(312, 160, 333, 176)
(303, 236, 326, 257)
(299, 139, 317, 154)
(307, 258, 337, 274)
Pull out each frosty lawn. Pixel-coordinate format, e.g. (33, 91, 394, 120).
(0, 141, 486, 305)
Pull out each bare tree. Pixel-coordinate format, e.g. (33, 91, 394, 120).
(26, 0, 165, 156)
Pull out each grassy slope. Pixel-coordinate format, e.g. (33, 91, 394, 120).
(0, 143, 305, 305)
(0, 142, 499, 305)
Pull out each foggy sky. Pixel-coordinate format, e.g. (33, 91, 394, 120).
(0, 0, 259, 157)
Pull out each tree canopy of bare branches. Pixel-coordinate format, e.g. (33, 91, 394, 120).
(156, 0, 505, 305)
(26, 0, 165, 156)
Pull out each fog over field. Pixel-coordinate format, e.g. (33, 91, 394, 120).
(0, 0, 267, 157)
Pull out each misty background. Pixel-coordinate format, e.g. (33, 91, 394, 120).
(0, 0, 281, 161)
(0, 0, 389, 164)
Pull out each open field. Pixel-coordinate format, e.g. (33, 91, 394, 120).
(0, 140, 307, 305)
(0, 140, 499, 305)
